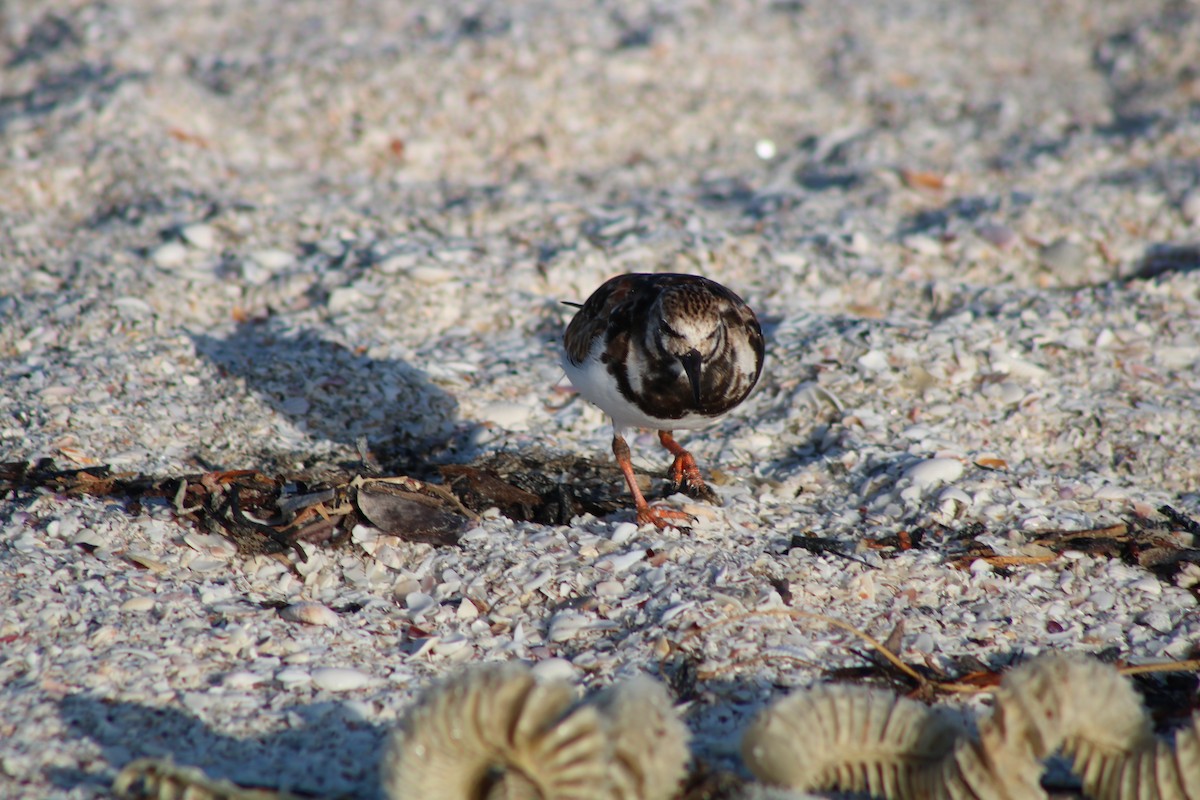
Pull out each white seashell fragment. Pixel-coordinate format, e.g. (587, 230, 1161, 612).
(456, 598, 480, 620)
(275, 667, 311, 687)
(408, 265, 455, 285)
(480, 401, 532, 430)
(249, 248, 294, 271)
(610, 522, 639, 546)
(120, 596, 156, 613)
(279, 601, 339, 627)
(180, 223, 216, 250)
(936, 487, 971, 518)
(405, 592, 438, 617)
(548, 611, 589, 642)
(531, 658, 579, 684)
(596, 549, 645, 574)
(222, 671, 263, 690)
(187, 557, 226, 573)
(903, 458, 963, 489)
(113, 296, 154, 319)
(381, 663, 610, 800)
(150, 241, 189, 269)
(857, 350, 890, 372)
(312, 667, 372, 692)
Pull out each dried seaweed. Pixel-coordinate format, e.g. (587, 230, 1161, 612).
(0, 458, 469, 555)
(1, 448, 690, 554)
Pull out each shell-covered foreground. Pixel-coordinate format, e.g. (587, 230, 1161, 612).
(381, 663, 690, 800)
(741, 654, 1190, 800)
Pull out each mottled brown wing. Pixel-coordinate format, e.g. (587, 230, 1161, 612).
(563, 274, 645, 365)
(725, 297, 765, 389)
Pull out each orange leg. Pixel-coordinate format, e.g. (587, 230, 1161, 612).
(658, 431, 721, 505)
(613, 434, 693, 529)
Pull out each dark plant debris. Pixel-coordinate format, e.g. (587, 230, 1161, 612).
(0, 449, 681, 556)
(4, 459, 1198, 596)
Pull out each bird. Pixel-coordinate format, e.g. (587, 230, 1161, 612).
(562, 273, 764, 528)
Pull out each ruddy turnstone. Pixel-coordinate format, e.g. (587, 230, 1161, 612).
(562, 273, 764, 528)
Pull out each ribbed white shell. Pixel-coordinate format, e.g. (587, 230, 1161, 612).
(592, 675, 692, 800)
(381, 663, 611, 800)
(742, 683, 961, 797)
(741, 654, 1163, 800)
(381, 664, 690, 800)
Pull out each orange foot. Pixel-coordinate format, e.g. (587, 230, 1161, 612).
(635, 504, 695, 530)
(613, 433, 695, 530)
(659, 431, 722, 506)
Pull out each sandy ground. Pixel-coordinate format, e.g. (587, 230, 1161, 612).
(2, 1, 1200, 797)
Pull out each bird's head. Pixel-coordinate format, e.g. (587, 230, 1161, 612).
(650, 292, 723, 405)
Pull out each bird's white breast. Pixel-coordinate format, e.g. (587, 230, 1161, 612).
(562, 337, 714, 432)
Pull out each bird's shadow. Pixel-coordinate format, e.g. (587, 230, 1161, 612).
(189, 322, 470, 475)
(54, 693, 387, 798)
